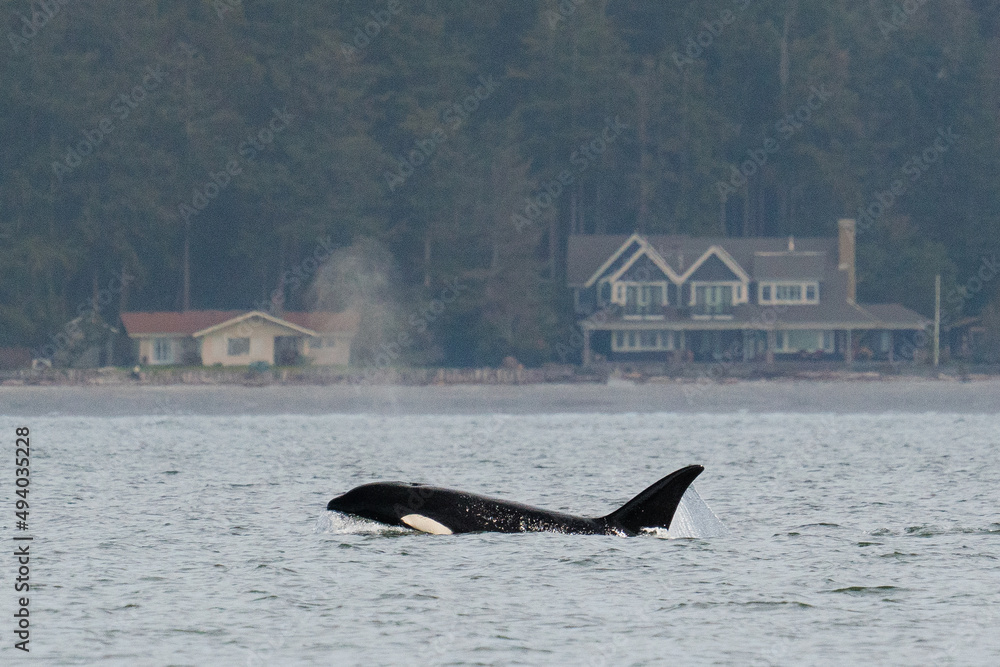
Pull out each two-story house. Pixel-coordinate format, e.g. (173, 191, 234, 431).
(568, 219, 928, 364)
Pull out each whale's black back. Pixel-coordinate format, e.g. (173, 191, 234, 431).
(327, 465, 704, 536)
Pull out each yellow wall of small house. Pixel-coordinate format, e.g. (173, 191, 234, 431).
(304, 334, 354, 365)
(198, 319, 296, 366)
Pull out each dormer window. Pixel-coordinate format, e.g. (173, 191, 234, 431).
(776, 285, 801, 301)
(616, 281, 667, 318)
(759, 281, 819, 304)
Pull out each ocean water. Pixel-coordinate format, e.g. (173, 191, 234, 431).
(1, 386, 999, 665)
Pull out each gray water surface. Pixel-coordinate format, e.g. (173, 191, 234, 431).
(1, 390, 998, 664)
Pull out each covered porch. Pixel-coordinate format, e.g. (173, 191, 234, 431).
(581, 322, 926, 366)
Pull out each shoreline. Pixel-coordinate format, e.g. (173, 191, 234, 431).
(3, 376, 1000, 416)
(2, 362, 999, 388)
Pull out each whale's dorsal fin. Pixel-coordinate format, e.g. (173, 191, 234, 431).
(602, 465, 704, 534)
(400, 514, 454, 535)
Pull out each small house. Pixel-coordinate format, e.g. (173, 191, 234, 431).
(120, 310, 359, 366)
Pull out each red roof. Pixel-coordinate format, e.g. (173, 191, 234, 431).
(121, 310, 359, 336)
(120, 311, 243, 335)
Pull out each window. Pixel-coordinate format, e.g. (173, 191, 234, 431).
(625, 285, 638, 314)
(600, 281, 612, 305)
(760, 282, 819, 304)
(775, 284, 802, 301)
(309, 337, 322, 350)
(325, 337, 336, 347)
(620, 281, 667, 316)
(775, 330, 832, 353)
(694, 285, 733, 315)
(227, 337, 250, 356)
(657, 331, 677, 351)
(153, 338, 172, 363)
(642, 284, 664, 308)
(612, 330, 678, 352)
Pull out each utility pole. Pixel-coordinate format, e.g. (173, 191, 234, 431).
(933, 274, 941, 367)
(182, 220, 191, 312)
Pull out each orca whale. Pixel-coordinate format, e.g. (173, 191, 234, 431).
(326, 465, 703, 536)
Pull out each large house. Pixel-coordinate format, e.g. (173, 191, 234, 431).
(120, 310, 359, 367)
(568, 219, 928, 364)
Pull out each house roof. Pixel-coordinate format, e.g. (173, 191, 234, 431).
(752, 252, 827, 280)
(121, 310, 245, 336)
(191, 311, 318, 338)
(681, 245, 750, 283)
(121, 310, 360, 337)
(864, 304, 930, 328)
(568, 234, 838, 286)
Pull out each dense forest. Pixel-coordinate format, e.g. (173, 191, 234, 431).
(2, 0, 1000, 365)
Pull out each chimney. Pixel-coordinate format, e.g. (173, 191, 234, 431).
(838, 218, 856, 304)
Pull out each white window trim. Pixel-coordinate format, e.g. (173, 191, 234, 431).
(613, 281, 626, 305)
(152, 337, 173, 363)
(612, 330, 679, 352)
(677, 245, 751, 283)
(583, 234, 645, 288)
(759, 281, 820, 305)
(607, 246, 682, 285)
(774, 330, 835, 353)
(597, 279, 614, 306)
(613, 280, 669, 312)
(687, 281, 748, 306)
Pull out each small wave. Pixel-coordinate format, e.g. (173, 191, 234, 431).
(957, 524, 1000, 535)
(314, 511, 412, 535)
(737, 600, 813, 608)
(829, 585, 901, 595)
(869, 524, 1000, 537)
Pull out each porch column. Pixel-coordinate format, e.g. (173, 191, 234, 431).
(766, 330, 775, 365)
(845, 329, 853, 366)
(887, 331, 894, 363)
(742, 330, 751, 362)
(582, 328, 592, 365)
